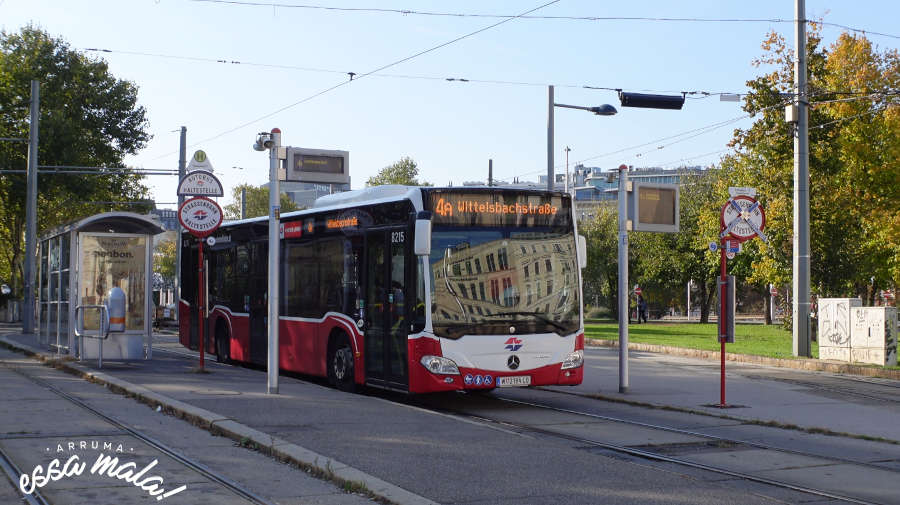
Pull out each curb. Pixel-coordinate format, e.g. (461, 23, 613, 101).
(0, 335, 438, 505)
(586, 338, 900, 380)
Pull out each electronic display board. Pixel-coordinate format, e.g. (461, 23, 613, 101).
(427, 190, 571, 228)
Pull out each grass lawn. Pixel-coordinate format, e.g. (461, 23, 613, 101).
(584, 322, 819, 360)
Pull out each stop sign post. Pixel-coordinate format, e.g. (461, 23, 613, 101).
(178, 196, 223, 371)
(716, 192, 766, 408)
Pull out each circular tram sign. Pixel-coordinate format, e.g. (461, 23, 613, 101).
(179, 196, 223, 238)
(720, 195, 766, 243)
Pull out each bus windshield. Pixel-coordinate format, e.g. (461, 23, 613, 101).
(429, 228, 580, 339)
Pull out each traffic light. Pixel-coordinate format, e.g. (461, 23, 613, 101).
(618, 92, 685, 110)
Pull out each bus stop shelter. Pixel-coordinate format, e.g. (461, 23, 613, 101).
(37, 212, 164, 361)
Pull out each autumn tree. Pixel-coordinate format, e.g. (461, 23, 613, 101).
(721, 28, 899, 316)
(222, 184, 299, 220)
(366, 157, 431, 186)
(0, 26, 152, 298)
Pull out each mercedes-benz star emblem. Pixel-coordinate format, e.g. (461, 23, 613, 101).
(507, 355, 520, 370)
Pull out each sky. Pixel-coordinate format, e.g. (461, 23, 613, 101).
(2, 0, 899, 210)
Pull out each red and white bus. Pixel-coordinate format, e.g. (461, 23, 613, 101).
(179, 186, 586, 393)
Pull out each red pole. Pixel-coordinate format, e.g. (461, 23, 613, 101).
(198, 240, 205, 371)
(719, 239, 727, 407)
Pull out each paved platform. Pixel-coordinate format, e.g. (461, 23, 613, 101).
(3, 324, 899, 504)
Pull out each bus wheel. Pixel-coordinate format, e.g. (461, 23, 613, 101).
(329, 334, 356, 392)
(215, 322, 231, 364)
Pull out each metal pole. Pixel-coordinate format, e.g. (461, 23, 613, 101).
(793, 0, 811, 357)
(687, 280, 691, 321)
(240, 187, 247, 220)
(719, 245, 727, 406)
(565, 146, 571, 194)
(769, 284, 776, 323)
(23, 80, 39, 334)
(547, 85, 554, 191)
(267, 128, 282, 394)
(175, 127, 186, 327)
(617, 165, 629, 393)
(488, 159, 493, 187)
(197, 240, 204, 371)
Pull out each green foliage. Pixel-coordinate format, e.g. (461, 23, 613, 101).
(222, 184, 300, 220)
(365, 157, 431, 186)
(580, 206, 619, 317)
(0, 26, 152, 298)
(723, 29, 900, 303)
(153, 239, 176, 285)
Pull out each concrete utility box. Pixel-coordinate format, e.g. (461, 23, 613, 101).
(37, 212, 164, 360)
(849, 307, 898, 367)
(817, 298, 862, 362)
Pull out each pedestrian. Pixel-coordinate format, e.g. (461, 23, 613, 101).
(637, 295, 648, 324)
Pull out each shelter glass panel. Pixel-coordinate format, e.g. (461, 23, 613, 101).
(80, 235, 147, 331)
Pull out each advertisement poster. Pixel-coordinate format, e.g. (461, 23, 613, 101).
(79, 235, 146, 331)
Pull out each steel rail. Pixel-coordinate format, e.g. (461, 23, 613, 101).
(470, 410, 879, 505)
(0, 362, 276, 505)
(0, 445, 50, 505)
(500, 394, 900, 473)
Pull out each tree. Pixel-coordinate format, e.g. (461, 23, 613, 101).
(580, 206, 618, 316)
(0, 26, 152, 298)
(366, 157, 431, 186)
(612, 167, 726, 323)
(222, 184, 299, 220)
(154, 239, 177, 286)
(721, 28, 899, 320)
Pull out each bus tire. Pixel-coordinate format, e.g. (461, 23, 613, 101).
(328, 333, 356, 392)
(215, 320, 231, 364)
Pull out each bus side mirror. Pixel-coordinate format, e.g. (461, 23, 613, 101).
(577, 235, 587, 269)
(414, 211, 432, 256)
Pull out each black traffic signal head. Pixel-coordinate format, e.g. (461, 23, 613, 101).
(618, 92, 685, 110)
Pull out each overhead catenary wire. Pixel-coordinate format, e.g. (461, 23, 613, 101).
(82, 46, 750, 99)
(188, 0, 900, 40)
(150, 0, 561, 161)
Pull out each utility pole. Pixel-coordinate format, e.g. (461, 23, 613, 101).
(267, 128, 282, 395)
(547, 85, 554, 191)
(23, 80, 39, 334)
(617, 164, 629, 393)
(175, 127, 186, 327)
(793, 0, 811, 357)
(564, 146, 571, 193)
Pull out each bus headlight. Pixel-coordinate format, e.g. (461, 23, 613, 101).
(420, 355, 460, 375)
(561, 350, 584, 370)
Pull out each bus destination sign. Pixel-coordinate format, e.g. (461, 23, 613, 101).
(428, 190, 570, 228)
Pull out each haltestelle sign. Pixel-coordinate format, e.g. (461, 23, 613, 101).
(177, 170, 224, 197)
(179, 197, 223, 238)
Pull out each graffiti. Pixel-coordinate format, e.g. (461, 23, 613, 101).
(821, 301, 850, 346)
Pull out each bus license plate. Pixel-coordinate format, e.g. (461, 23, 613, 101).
(498, 376, 531, 387)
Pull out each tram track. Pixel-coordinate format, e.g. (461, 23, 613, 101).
(0, 360, 278, 505)
(156, 338, 900, 502)
(0, 444, 50, 505)
(407, 391, 899, 505)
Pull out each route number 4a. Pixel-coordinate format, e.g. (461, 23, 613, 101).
(391, 231, 405, 244)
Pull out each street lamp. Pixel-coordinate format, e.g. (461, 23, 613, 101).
(253, 128, 282, 395)
(546, 85, 617, 191)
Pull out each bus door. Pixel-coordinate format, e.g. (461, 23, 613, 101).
(248, 241, 268, 365)
(364, 228, 409, 389)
